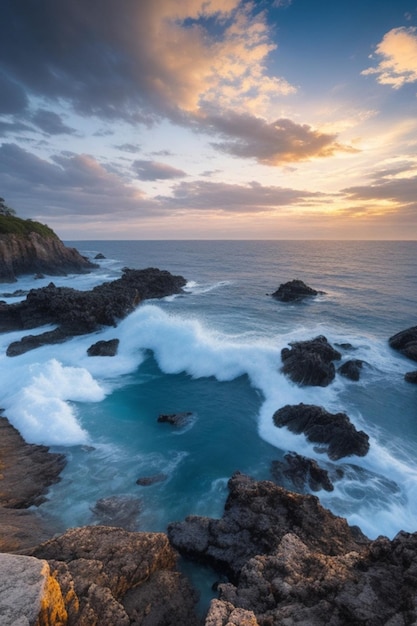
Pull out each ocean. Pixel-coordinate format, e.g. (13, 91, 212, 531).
(1, 240, 416, 546)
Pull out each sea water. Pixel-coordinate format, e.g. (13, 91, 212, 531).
(1, 240, 416, 545)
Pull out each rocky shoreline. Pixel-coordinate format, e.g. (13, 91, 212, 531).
(1, 269, 417, 623)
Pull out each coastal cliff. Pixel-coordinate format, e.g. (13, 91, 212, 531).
(0, 213, 96, 282)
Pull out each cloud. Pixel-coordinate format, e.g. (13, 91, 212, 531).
(115, 143, 142, 154)
(157, 179, 323, 212)
(32, 109, 77, 135)
(362, 27, 417, 89)
(205, 111, 355, 165)
(0, 143, 153, 218)
(132, 160, 187, 181)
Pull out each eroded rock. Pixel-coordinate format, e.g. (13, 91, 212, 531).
(271, 279, 323, 302)
(281, 335, 341, 386)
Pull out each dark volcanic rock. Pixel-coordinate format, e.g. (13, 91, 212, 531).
(271, 451, 335, 492)
(273, 403, 370, 460)
(271, 279, 323, 302)
(157, 412, 193, 427)
(281, 335, 341, 386)
(389, 325, 417, 362)
(338, 358, 364, 381)
(405, 371, 417, 383)
(2, 267, 186, 355)
(87, 338, 119, 356)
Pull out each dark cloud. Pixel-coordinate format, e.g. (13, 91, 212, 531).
(32, 109, 76, 135)
(132, 160, 187, 181)
(205, 112, 355, 165)
(157, 179, 322, 212)
(343, 174, 417, 204)
(115, 143, 141, 154)
(0, 72, 28, 114)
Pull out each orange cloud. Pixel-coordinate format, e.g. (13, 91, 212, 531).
(362, 26, 417, 89)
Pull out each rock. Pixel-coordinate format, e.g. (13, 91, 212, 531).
(28, 525, 200, 626)
(136, 473, 168, 486)
(170, 473, 417, 625)
(389, 325, 417, 362)
(338, 358, 364, 381)
(87, 338, 119, 356)
(0, 230, 97, 283)
(405, 371, 417, 383)
(271, 279, 323, 302)
(272, 403, 370, 460)
(94, 253, 106, 259)
(168, 472, 368, 583)
(157, 412, 193, 426)
(281, 335, 341, 386)
(91, 496, 142, 531)
(2, 267, 186, 355)
(0, 553, 67, 626)
(271, 451, 335, 492)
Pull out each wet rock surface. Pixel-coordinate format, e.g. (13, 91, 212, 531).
(2, 267, 186, 355)
(281, 335, 341, 386)
(87, 338, 119, 356)
(271, 451, 335, 492)
(272, 403, 370, 460)
(271, 279, 323, 302)
(389, 325, 417, 362)
(157, 411, 193, 426)
(338, 358, 364, 381)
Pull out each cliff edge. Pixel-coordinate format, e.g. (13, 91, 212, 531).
(0, 213, 96, 282)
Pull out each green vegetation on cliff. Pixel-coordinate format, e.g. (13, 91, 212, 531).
(0, 200, 57, 239)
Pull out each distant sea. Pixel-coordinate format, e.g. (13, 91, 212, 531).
(1, 240, 417, 545)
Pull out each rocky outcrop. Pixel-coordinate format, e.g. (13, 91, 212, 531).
(169, 472, 417, 626)
(1, 267, 186, 356)
(271, 279, 323, 302)
(0, 415, 66, 552)
(272, 403, 370, 460)
(0, 232, 96, 283)
(271, 451, 335, 492)
(87, 338, 119, 356)
(389, 325, 417, 362)
(281, 335, 341, 386)
(338, 358, 364, 381)
(28, 525, 200, 626)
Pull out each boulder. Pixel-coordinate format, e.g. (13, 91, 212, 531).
(87, 338, 119, 356)
(405, 371, 417, 383)
(338, 358, 364, 381)
(0, 553, 67, 626)
(389, 325, 417, 362)
(271, 451, 335, 492)
(157, 412, 193, 427)
(272, 403, 370, 460)
(271, 279, 323, 302)
(28, 525, 200, 626)
(281, 335, 341, 386)
(2, 267, 186, 355)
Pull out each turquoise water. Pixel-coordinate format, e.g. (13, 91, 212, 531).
(1, 240, 417, 545)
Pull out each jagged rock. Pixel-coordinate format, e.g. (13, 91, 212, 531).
(0, 231, 96, 283)
(91, 496, 142, 530)
(2, 267, 186, 355)
(157, 411, 193, 426)
(28, 525, 200, 626)
(389, 325, 417, 362)
(273, 403, 370, 460)
(405, 371, 417, 383)
(338, 358, 364, 381)
(0, 553, 67, 626)
(271, 451, 335, 492)
(281, 335, 341, 386)
(94, 253, 106, 259)
(136, 473, 168, 486)
(87, 338, 119, 356)
(271, 279, 323, 302)
(169, 473, 417, 625)
(168, 472, 368, 583)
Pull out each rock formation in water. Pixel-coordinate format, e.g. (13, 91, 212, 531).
(271, 279, 324, 302)
(0, 213, 96, 282)
(1, 267, 186, 356)
(281, 335, 342, 386)
(389, 325, 417, 382)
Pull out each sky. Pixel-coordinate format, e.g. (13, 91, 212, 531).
(1, 0, 417, 240)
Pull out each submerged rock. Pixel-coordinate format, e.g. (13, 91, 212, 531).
(136, 473, 168, 486)
(91, 496, 142, 531)
(405, 371, 417, 384)
(272, 403, 370, 460)
(157, 412, 193, 427)
(271, 279, 323, 302)
(271, 451, 335, 492)
(281, 335, 341, 386)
